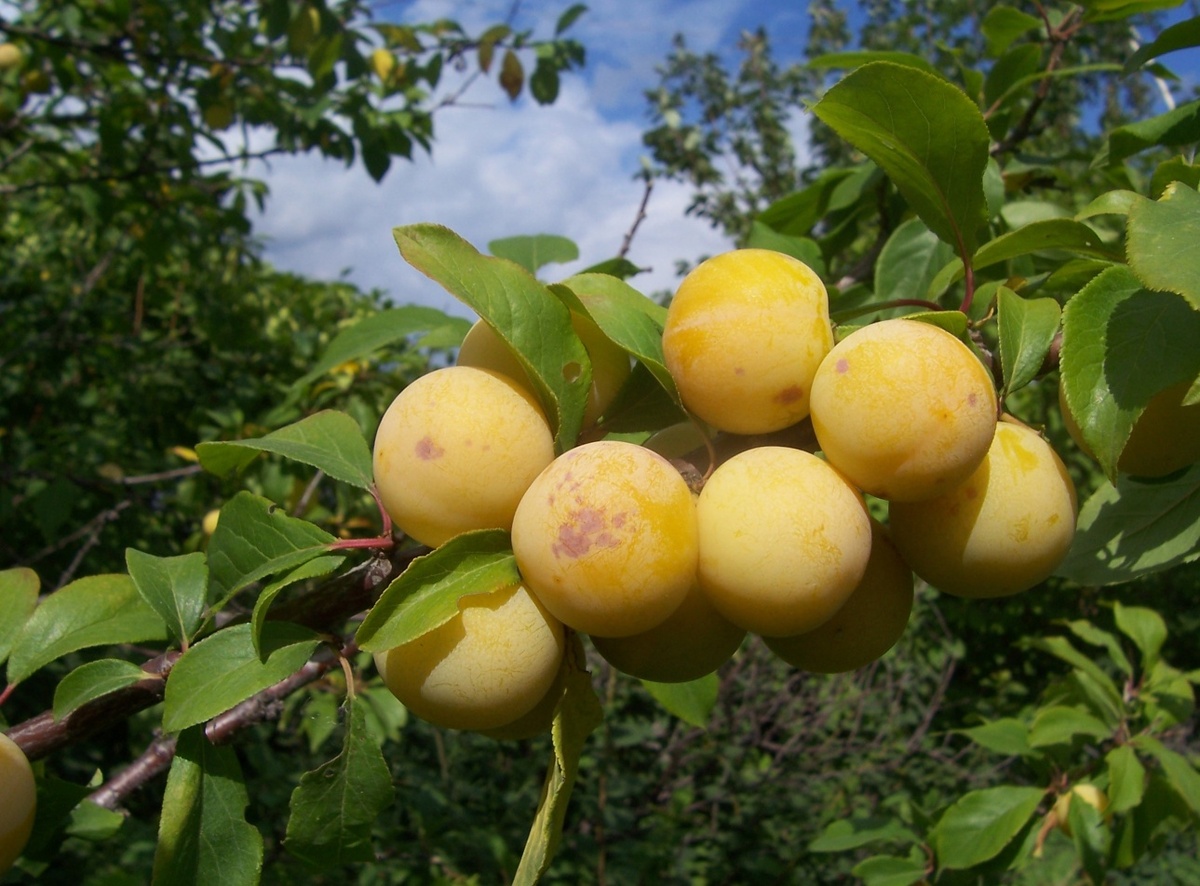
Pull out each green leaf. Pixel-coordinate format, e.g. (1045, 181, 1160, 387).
(394, 223, 590, 452)
(0, 566, 39, 668)
(161, 622, 321, 733)
(997, 288, 1061, 398)
(978, 218, 1118, 267)
(811, 62, 990, 258)
(53, 658, 155, 721)
(875, 218, 956, 306)
(355, 529, 519, 652)
(1076, 0, 1187, 22)
(7, 574, 169, 684)
(851, 852, 929, 886)
(293, 306, 470, 389)
(555, 3, 588, 35)
(1114, 601, 1167, 673)
(125, 549, 208, 649)
(1127, 182, 1200, 310)
(809, 818, 920, 852)
(1106, 743, 1147, 813)
(1099, 98, 1200, 166)
(932, 785, 1046, 869)
(807, 50, 939, 77)
(982, 6, 1043, 56)
(1027, 635, 1125, 717)
(151, 727, 263, 885)
(640, 672, 718, 727)
(1130, 735, 1200, 814)
(745, 222, 827, 277)
(284, 695, 396, 869)
(499, 48, 524, 100)
(197, 410, 374, 489)
(1061, 618, 1133, 677)
(956, 717, 1033, 756)
(206, 492, 337, 605)
(1059, 265, 1200, 481)
(1056, 463, 1200, 585)
(551, 272, 678, 405)
(1027, 705, 1114, 748)
(250, 556, 345, 660)
(1124, 15, 1200, 72)
(489, 234, 579, 276)
(513, 649, 603, 885)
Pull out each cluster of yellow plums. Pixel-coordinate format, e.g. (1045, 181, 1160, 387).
(369, 247, 1192, 738)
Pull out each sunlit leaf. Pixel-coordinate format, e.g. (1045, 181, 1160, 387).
(161, 622, 320, 733)
(0, 567, 39, 668)
(126, 549, 208, 649)
(151, 727, 263, 885)
(1126, 182, 1200, 310)
(7, 574, 168, 684)
(394, 223, 590, 452)
(1105, 744, 1146, 813)
(997, 288, 1061, 398)
(355, 529, 518, 652)
(53, 658, 156, 721)
(197, 410, 374, 489)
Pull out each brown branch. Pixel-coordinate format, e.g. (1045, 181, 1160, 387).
(88, 734, 178, 811)
(4, 546, 421, 762)
(618, 176, 654, 260)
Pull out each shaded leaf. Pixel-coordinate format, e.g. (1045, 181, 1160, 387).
(1028, 705, 1114, 748)
(1106, 743, 1147, 813)
(956, 717, 1032, 756)
(285, 695, 395, 869)
(499, 48, 523, 100)
(53, 658, 156, 721)
(812, 62, 990, 258)
(640, 672, 718, 727)
(513, 649, 603, 885)
(1114, 601, 1167, 673)
(355, 529, 518, 652)
(1056, 463, 1200, 585)
(198, 410, 374, 489)
(1130, 735, 1200, 814)
(932, 785, 1046, 869)
(1059, 265, 1200, 480)
(293, 306, 470, 389)
(1124, 15, 1200, 72)
(852, 852, 929, 886)
(151, 727, 263, 885)
(161, 622, 321, 733)
(1099, 98, 1200, 166)
(1061, 618, 1133, 677)
(997, 288, 1061, 398)
(7, 574, 168, 684)
(0, 566, 39, 667)
(810, 818, 920, 852)
(489, 234, 579, 276)
(251, 555, 345, 659)
(807, 50, 938, 76)
(875, 218, 956, 306)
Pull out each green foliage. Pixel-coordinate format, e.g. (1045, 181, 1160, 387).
(2, 2, 1200, 885)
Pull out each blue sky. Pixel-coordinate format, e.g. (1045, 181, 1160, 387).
(252, 1, 1198, 319)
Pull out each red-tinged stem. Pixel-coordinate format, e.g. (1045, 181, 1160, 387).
(958, 261, 977, 315)
(328, 485, 396, 552)
(0, 683, 15, 708)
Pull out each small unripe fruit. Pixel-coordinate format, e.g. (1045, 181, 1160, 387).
(457, 314, 631, 430)
(0, 732, 36, 875)
(696, 447, 872, 637)
(765, 520, 913, 673)
(889, 420, 1077, 599)
(810, 318, 998, 502)
(662, 249, 834, 434)
(1060, 379, 1200, 478)
(373, 366, 555, 547)
(1054, 784, 1110, 837)
(591, 581, 745, 683)
(511, 440, 699, 638)
(201, 509, 220, 536)
(0, 43, 23, 71)
(373, 583, 564, 732)
(371, 47, 396, 82)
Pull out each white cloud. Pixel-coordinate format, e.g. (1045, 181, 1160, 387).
(253, 71, 732, 318)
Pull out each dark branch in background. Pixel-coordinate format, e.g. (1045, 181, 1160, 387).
(4, 546, 423, 764)
(618, 177, 655, 260)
